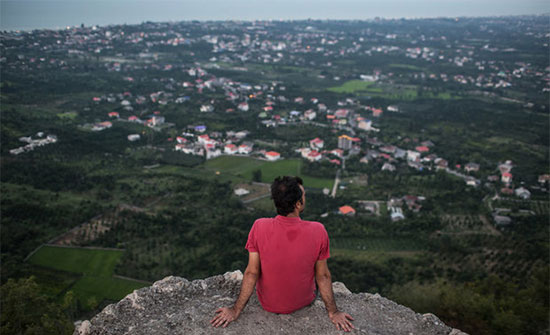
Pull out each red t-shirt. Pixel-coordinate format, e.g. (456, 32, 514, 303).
(245, 215, 330, 314)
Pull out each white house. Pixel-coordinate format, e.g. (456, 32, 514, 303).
(224, 144, 238, 155)
(127, 134, 140, 141)
(304, 109, 317, 120)
(358, 120, 372, 131)
(200, 104, 215, 113)
(265, 151, 281, 161)
(234, 188, 250, 196)
(407, 150, 421, 162)
(381, 163, 396, 171)
(306, 150, 322, 162)
(238, 102, 249, 112)
(390, 207, 405, 221)
(238, 143, 253, 154)
(514, 187, 531, 199)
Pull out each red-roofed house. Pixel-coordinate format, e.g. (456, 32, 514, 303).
(128, 116, 139, 122)
(198, 134, 211, 145)
(339, 206, 356, 216)
(415, 146, 429, 153)
(265, 151, 281, 161)
(334, 109, 349, 118)
(306, 150, 322, 162)
(176, 136, 187, 144)
(92, 121, 112, 131)
(309, 138, 324, 150)
(224, 144, 238, 155)
(373, 108, 383, 117)
(108, 112, 119, 118)
(502, 172, 512, 183)
(329, 159, 341, 165)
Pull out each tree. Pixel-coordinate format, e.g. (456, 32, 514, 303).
(0, 277, 74, 335)
(252, 169, 262, 182)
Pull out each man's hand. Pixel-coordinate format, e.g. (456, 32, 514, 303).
(329, 311, 355, 332)
(210, 307, 240, 328)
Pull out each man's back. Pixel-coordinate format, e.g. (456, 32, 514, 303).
(211, 176, 354, 332)
(245, 215, 330, 314)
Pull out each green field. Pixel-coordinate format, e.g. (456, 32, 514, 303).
(28, 246, 148, 309)
(328, 80, 380, 93)
(328, 80, 455, 100)
(389, 63, 425, 71)
(203, 156, 334, 189)
(331, 237, 425, 251)
(331, 237, 425, 262)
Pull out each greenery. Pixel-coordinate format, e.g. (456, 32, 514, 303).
(1, 277, 74, 335)
(1, 16, 548, 335)
(203, 156, 334, 189)
(28, 246, 148, 310)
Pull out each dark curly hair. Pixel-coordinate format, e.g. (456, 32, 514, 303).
(271, 176, 303, 216)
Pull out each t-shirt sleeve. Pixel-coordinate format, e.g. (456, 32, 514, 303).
(245, 221, 258, 252)
(318, 225, 330, 260)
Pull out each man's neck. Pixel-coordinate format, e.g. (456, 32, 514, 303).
(285, 210, 300, 218)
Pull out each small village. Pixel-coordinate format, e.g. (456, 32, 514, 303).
(7, 16, 548, 226)
(2, 15, 548, 335)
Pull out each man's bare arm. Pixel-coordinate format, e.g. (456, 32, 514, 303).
(211, 252, 260, 328)
(315, 259, 355, 332)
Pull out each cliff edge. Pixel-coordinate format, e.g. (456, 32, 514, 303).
(74, 271, 467, 335)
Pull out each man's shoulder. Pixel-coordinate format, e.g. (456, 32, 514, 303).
(300, 219, 327, 231)
(254, 217, 275, 223)
(252, 217, 275, 227)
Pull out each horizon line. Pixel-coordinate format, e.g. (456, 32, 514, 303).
(3, 12, 549, 33)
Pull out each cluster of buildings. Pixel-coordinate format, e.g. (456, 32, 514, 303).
(332, 194, 423, 221)
(4, 18, 547, 101)
(172, 127, 281, 161)
(9, 133, 58, 155)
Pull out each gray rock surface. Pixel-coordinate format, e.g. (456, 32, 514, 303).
(75, 271, 468, 335)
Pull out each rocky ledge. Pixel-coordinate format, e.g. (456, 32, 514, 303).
(74, 271, 467, 335)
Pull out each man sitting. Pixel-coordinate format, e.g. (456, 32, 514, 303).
(211, 176, 354, 332)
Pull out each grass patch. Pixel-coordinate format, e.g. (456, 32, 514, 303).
(389, 64, 425, 71)
(331, 249, 422, 263)
(28, 246, 148, 309)
(247, 196, 276, 212)
(328, 80, 377, 93)
(329, 81, 456, 100)
(203, 156, 334, 189)
(331, 237, 425, 251)
(331, 237, 425, 263)
(57, 111, 78, 120)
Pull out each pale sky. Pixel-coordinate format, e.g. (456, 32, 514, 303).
(1, 0, 549, 31)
